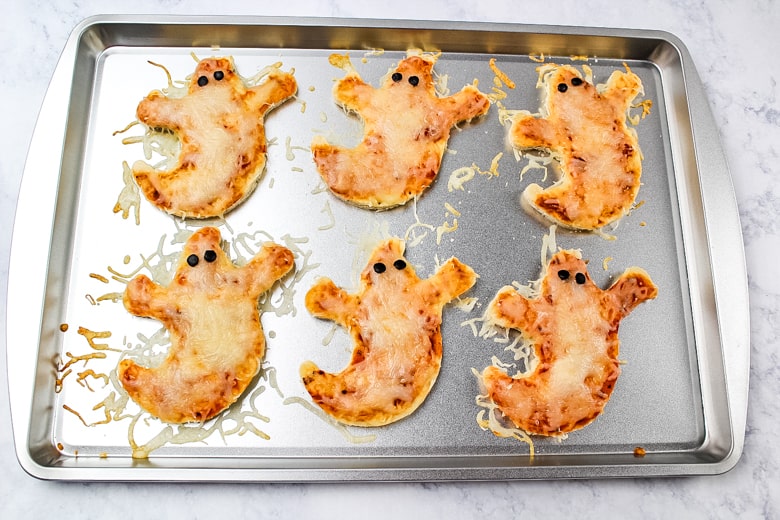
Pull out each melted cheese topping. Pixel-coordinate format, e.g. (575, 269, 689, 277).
(132, 57, 297, 218)
(510, 64, 646, 230)
(302, 238, 477, 426)
(481, 249, 657, 435)
(312, 54, 490, 208)
(120, 227, 294, 423)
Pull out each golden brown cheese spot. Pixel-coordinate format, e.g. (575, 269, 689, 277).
(510, 64, 646, 230)
(131, 57, 297, 218)
(119, 227, 294, 423)
(301, 238, 476, 426)
(482, 250, 657, 436)
(312, 54, 490, 209)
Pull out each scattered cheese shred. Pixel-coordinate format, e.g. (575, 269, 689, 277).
(317, 200, 335, 231)
(447, 165, 476, 192)
(89, 273, 109, 284)
(444, 202, 461, 217)
(113, 161, 141, 226)
(435, 219, 458, 245)
(487, 86, 508, 103)
(76, 369, 109, 391)
(78, 326, 121, 352)
(63, 404, 91, 428)
(519, 154, 554, 182)
(403, 199, 435, 248)
(489, 58, 516, 89)
(452, 296, 478, 313)
(474, 152, 503, 178)
(434, 71, 451, 97)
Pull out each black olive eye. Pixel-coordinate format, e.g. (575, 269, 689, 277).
(197, 75, 209, 87)
(571, 77, 583, 86)
(557, 269, 570, 280)
(392, 72, 402, 82)
(575, 272, 586, 285)
(373, 262, 387, 274)
(408, 75, 419, 86)
(557, 82, 568, 93)
(187, 254, 199, 267)
(204, 250, 217, 263)
(213, 70, 224, 81)
(393, 259, 407, 270)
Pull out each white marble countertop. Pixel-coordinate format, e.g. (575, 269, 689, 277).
(1, 0, 777, 517)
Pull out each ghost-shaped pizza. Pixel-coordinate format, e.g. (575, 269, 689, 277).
(510, 64, 647, 230)
(119, 227, 294, 423)
(480, 249, 657, 436)
(301, 238, 477, 426)
(132, 57, 297, 218)
(311, 53, 490, 209)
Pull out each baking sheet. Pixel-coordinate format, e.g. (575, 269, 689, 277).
(7, 16, 749, 480)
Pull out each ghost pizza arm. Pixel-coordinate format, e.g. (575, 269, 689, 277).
(509, 114, 559, 150)
(136, 92, 187, 130)
(425, 258, 477, 304)
(487, 286, 537, 331)
(123, 275, 171, 321)
(332, 74, 373, 113)
(607, 267, 658, 318)
(440, 85, 490, 125)
(245, 243, 295, 296)
(248, 70, 298, 114)
(603, 67, 644, 110)
(305, 278, 359, 327)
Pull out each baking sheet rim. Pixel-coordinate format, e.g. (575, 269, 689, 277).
(6, 15, 749, 481)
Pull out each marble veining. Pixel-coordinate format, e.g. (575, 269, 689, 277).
(1, 0, 779, 517)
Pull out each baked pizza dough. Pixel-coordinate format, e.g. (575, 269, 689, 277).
(312, 53, 490, 209)
(119, 227, 294, 423)
(510, 64, 646, 230)
(481, 249, 657, 436)
(132, 57, 297, 218)
(301, 238, 477, 426)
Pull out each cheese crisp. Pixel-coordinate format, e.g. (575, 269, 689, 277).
(312, 53, 490, 209)
(301, 238, 477, 426)
(132, 57, 297, 218)
(510, 64, 647, 230)
(119, 227, 294, 423)
(481, 249, 657, 436)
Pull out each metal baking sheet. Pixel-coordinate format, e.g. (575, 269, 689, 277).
(7, 16, 749, 481)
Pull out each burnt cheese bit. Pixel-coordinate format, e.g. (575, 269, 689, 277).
(557, 82, 568, 93)
(204, 250, 217, 263)
(393, 259, 407, 270)
(197, 75, 209, 87)
(557, 269, 570, 280)
(408, 75, 419, 86)
(575, 272, 586, 285)
(187, 254, 200, 267)
(392, 72, 403, 82)
(571, 77, 583, 86)
(213, 70, 224, 81)
(373, 262, 387, 274)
